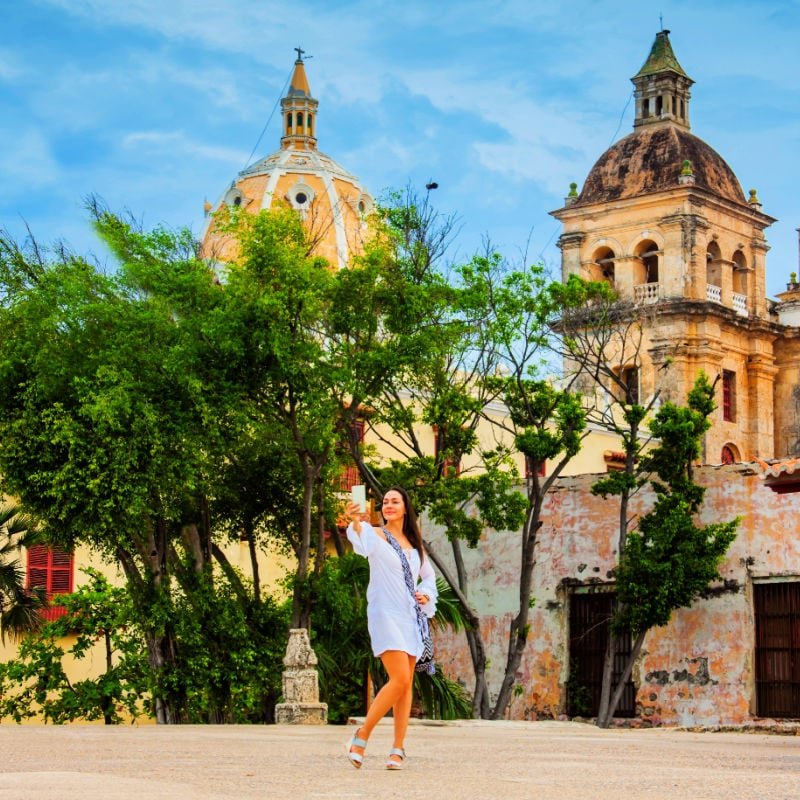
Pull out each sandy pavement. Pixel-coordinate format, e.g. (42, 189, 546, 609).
(1, 719, 799, 800)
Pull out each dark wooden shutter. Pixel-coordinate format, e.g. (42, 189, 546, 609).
(568, 592, 636, 718)
(754, 582, 800, 718)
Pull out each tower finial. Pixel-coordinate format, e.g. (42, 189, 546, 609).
(294, 46, 305, 63)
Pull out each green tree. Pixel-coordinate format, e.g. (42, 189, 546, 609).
(594, 373, 738, 726)
(0, 212, 289, 723)
(458, 258, 586, 719)
(550, 276, 661, 725)
(334, 192, 533, 718)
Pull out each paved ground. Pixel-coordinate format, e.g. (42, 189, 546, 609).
(1, 719, 799, 800)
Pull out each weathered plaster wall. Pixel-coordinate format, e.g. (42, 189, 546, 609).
(428, 462, 800, 724)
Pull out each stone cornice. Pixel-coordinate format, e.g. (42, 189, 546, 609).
(648, 297, 785, 336)
(552, 185, 777, 229)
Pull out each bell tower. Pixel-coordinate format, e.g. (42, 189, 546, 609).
(280, 48, 319, 151)
(632, 29, 693, 130)
(551, 30, 779, 463)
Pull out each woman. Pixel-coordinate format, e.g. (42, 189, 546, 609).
(344, 485, 437, 770)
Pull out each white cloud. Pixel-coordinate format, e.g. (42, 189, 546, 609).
(121, 130, 247, 164)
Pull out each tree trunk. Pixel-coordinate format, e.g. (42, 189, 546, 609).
(291, 465, 316, 629)
(243, 516, 261, 603)
(450, 538, 491, 718)
(117, 532, 182, 724)
(490, 506, 542, 720)
(102, 629, 114, 725)
(601, 629, 646, 727)
(597, 434, 636, 727)
(596, 626, 618, 728)
(425, 539, 491, 718)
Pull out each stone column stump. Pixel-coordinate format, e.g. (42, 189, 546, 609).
(275, 628, 328, 724)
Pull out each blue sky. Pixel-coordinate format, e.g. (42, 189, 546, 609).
(2, 0, 799, 297)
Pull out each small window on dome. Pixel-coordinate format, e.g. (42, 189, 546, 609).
(295, 192, 308, 205)
(358, 201, 365, 213)
(233, 196, 242, 207)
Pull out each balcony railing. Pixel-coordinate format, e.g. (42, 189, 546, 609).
(634, 282, 660, 305)
(707, 284, 722, 303)
(732, 292, 748, 317)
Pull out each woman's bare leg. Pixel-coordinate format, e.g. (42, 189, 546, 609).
(348, 650, 413, 761)
(387, 653, 417, 765)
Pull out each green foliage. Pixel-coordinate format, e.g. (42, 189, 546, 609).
(414, 667, 473, 720)
(612, 374, 739, 635)
(308, 553, 372, 724)
(165, 572, 289, 723)
(0, 569, 148, 724)
(0, 505, 43, 641)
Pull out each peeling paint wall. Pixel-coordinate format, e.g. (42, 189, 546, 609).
(428, 462, 799, 724)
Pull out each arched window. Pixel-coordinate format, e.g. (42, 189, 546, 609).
(308, 114, 313, 134)
(589, 246, 615, 286)
(655, 96, 663, 116)
(706, 240, 722, 301)
(286, 113, 292, 133)
(732, 250, 748, 295)
(721, 444, 739, 465)
(635, 239, 659, 285)
(296, 112, 304, 129)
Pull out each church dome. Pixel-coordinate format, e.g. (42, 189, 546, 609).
(202, 52, 373, 269)
(574, 124, 746, 207)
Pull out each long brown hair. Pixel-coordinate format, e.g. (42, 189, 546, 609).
(383, 485, 425, 562)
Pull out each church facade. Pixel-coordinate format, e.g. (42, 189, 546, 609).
(431, 30, 800, 726)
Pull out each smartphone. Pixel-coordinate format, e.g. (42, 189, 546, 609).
(351, 484, 367, 513)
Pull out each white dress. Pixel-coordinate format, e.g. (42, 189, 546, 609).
(347, 521, 438, 658)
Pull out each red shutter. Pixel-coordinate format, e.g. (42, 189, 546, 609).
(26, 545, 49, 593)
(26, 544, 74, 621)
(722, 371, 735, 422)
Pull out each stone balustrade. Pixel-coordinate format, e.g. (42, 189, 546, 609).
(634, 282, 660, 304)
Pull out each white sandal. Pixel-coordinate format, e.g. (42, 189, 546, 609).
(386, 747, 406, 770)
(345, 730, 367, 769)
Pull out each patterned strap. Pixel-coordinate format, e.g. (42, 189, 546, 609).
(382, 527, 434, 674)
